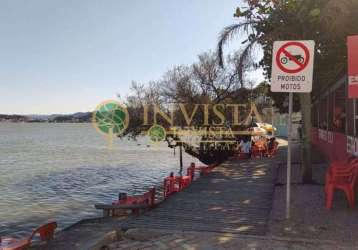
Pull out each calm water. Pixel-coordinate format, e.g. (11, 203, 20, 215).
(0, 123, 198, 237)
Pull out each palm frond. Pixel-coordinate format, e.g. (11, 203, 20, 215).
(217, 22, 257, 67)
(236, 39, 257, 87)
(238, 39, 256, 87)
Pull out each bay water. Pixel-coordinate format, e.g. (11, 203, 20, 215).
(0, 123, 198, 237)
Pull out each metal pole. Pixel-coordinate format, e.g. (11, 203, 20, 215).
(317, 99, 320, 129)
(326, 96, 329, 132)
(345, 82, 348, 134)
(272, 99, 275, 137)
(179, 144, 183, 176)
(286, 92, 293, 219)
(354, 99, 356, 136)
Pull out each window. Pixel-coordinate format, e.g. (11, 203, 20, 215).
(328, 92, 334, 131)
(318, 97, 327, 129)
(347, 99, 354, 136)
(333, 84, 346, 134)
(312, 102, 318, 127)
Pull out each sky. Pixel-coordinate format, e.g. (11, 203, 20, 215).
(0, 0, 264, 115)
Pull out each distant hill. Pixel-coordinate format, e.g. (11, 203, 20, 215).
(49, 112, 92, 123)
(0, 112, 92, 123)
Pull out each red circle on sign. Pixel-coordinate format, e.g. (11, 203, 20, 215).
(276, 41, 310, 74)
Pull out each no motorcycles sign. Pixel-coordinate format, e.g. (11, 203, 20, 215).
(271, 40, 315, 93)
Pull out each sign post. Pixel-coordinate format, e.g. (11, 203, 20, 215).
(286, 92, 293, 219)
(271, 40, 315, 219)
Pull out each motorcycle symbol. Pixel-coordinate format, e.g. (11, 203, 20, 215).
(280, 54, 305, 64)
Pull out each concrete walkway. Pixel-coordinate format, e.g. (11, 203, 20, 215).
(118, 157, 278, 235)
(107, 228, 350, 250)
(43, 144, 282, 249)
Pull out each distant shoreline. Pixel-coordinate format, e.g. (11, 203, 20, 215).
(0, 112, 92, 123)
(0, 121, 92, 123)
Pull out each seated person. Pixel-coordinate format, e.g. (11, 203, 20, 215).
(239, 138, 252, 154)
(267, 137, 275, 150)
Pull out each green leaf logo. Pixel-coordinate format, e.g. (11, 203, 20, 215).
(147, 124, 166, 143)
(92, 100, 129, 136)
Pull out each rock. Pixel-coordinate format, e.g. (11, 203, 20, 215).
(90, 230, 124, 250)
(124, 228, 169, 241)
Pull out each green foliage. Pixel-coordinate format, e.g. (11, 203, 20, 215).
(121, 51, 255, 138)
(309, 8, 320, 17)
(218, 0, 358, 110)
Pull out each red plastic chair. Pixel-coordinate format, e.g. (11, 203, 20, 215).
(251, 145, 263, 158)
(325, 163, 358, 210)
(1, 222, 57, 250)
(130, 188, 156, 215)
(112, 188, 156, 215)
(187, 163, 195, 180)
(329, 157, 358, 171)
(163, 174, 181, 198)
(178, 164, 195, 189)
(325, 158, 358, 186)
(180, 176, 191, 189)
(266, 142, 279, 157)
(29, 221, 57, 242)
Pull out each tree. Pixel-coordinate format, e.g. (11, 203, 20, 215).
(217, 0, 358, 183)
(121, 51, 266, 164)
(123, 51, 249, 131)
